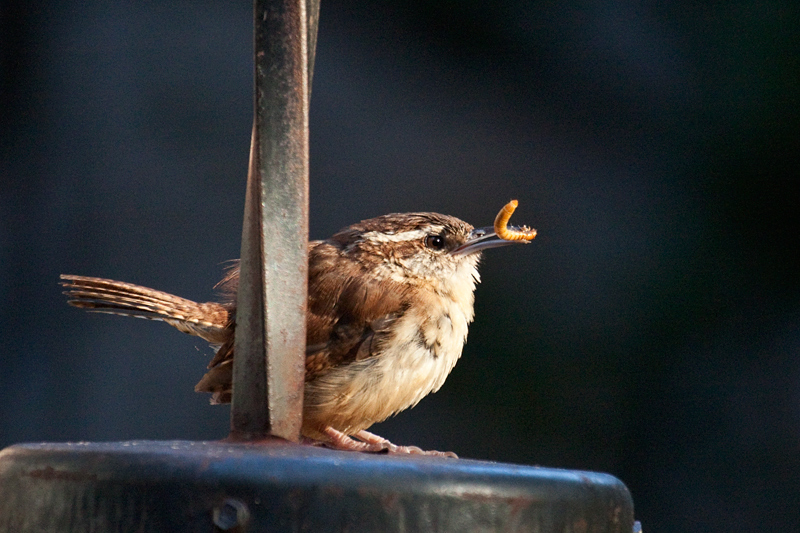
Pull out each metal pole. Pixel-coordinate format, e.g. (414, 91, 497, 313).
(231, 0, 316, 442)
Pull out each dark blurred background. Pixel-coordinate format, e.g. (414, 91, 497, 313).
(2, 1, 798, 530)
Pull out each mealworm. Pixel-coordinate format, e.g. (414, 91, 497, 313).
(494, 200, 537, 241)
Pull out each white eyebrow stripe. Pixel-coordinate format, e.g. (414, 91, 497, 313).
(359, 227, 442, 243)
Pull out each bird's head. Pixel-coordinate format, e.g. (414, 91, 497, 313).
(331, 211, 533, 293)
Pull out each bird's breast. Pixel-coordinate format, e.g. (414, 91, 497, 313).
(302, 294, 475, 436)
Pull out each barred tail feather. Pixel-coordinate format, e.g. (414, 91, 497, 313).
(60, 274, 230, 344)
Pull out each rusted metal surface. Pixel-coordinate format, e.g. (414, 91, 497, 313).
(232, 0, 315, 441)
(0, 441, 636, 532)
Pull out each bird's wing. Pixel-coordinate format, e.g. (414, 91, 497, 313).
(196, 240, 413, 400)
(304, 241, 412, 382)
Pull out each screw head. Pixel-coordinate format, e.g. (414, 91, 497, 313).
(213, 498, 249, 531)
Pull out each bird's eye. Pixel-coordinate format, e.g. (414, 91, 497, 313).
(425, 234, 445, 250)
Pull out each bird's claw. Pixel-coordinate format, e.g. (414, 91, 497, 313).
(355, 430, 458, 458)
(317, 427, 458, 458)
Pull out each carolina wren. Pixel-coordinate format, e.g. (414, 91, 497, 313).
(62, 208, 535, 457)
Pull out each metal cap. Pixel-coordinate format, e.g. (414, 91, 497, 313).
(0, 440, 635, 532)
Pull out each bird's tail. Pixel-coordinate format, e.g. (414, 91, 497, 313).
(60, 274, 230, 344)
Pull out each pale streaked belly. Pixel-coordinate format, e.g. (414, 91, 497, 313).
(301, 302, 470, 437)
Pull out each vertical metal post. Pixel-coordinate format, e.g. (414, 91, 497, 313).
(231, 0, 318, 441)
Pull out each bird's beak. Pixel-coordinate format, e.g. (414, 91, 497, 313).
(451, 226, 536, 256)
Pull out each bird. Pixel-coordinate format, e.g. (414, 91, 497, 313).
(61, 203, 536, 457)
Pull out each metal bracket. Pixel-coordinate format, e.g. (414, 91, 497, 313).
(230, 0, 320, 442)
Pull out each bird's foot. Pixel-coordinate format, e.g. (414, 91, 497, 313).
(317, 427, 457, 458)
(355, 430, 458, 458)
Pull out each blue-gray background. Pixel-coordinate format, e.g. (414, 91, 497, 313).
(2, 1, 798, 530)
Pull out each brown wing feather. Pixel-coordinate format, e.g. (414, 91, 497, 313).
(196, 239, 413, 401)
(302, 241, 412, 381)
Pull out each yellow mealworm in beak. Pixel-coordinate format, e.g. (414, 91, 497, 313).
(494, 200, 537, 241)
